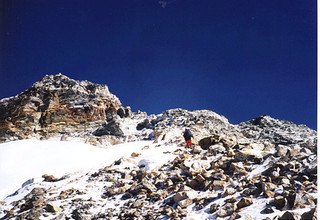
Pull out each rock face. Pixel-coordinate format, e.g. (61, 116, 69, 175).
(0, 74, 123, 142)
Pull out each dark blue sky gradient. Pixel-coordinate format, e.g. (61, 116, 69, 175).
(0, 0, 317, 129)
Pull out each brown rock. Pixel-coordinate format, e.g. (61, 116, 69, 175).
(45, 203, 62, 213)
(132, 199, 144, 208)
(0, 74, 123, 142)
(273, 196, 286, 210)
(187, 178, 206, 191)
(230, 212, 241, 220)
(211, 172, 227, 181)
(217, 203, 236, 217)
(225, 197, 237, 203)
(210, 180, 226, 191)
(198, 135, 220, 150)
(224, 187, 236, 196)
(264, 190, 275, 198)
(209, 203, 220, 213)
(191, 145, 202, 154)
(276, 145, 290, 157)
(173, 192, 188, 203)
(178, 198, 193, 208)
(236, 197, 253, 209)
(162, 206, 174, 216)
(195, 174, 206, 183)
(131, 152, 140, 157)
(261, 182, 277, 193)
(42, 174, 59, 182)
(141, 179, 157, 193)
(230, 162, 247, 175)
(59, 188, 76, 199)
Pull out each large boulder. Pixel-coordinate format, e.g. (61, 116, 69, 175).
(93, 120, 124, 137)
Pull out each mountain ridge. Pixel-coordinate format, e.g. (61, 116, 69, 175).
(0, 74, 316, 145)
(0, 74, 317, 220)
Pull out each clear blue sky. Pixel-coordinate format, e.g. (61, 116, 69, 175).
(0, 0, 317, 129)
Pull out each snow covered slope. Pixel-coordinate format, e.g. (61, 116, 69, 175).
(0, 139, 182, 219)
(0, 139, 177, 199)
(0, 136, 316, 220)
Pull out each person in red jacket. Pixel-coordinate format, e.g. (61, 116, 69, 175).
(183, 128, 193, 147)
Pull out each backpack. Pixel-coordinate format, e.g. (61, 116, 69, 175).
(183, 129, 193, 140)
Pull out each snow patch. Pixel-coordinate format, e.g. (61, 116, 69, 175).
(0, 139, 153, 199)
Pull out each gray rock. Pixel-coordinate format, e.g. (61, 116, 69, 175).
(301, 207, 316, 220)
(260, 207, 274, 214)
(45, 203, 62, 213)
(278, 211, 296, 220)
(217, 203, 236, 217)
(93, 120, 124, 137)
(272, 196, 286, 210)
(178, 198, 193, 208)
(173, 191, 189, 203)
(198, 135, 220, 150)
(117, 107, 126, 118)
(137, 119, 152, 130)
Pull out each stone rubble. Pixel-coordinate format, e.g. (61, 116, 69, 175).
(0, 74, 317, 220)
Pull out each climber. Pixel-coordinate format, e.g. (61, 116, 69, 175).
(183, 128, 193, 147)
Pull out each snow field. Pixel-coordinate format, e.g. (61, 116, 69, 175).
(0, 139, 178, 200)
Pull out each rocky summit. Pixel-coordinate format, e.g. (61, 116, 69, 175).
(0, 74, 130, 144)
(0, 74, 317, 220)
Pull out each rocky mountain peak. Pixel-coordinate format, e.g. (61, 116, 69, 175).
(30, 73, 116, 100)
(0, 74, 125, 142)
(33, 73, 78, 88)
(0, 75, 317, 220)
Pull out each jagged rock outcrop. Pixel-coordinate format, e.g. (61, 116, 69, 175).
(238, 115, 317, 149)
(0, 74, 124, 142)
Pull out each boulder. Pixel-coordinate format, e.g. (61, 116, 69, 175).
(278, 211, 296, 220)
(45, 203, 62, 213)
(137, 119, 152, 130)
(198, 135, 220, 150)
(285, 190, 296, 209)
(217, 203, 236, 217)
(93, 120, 124, 137)
(236, 198, 253, 209)
(209, 203, 220, 213)
(174, 192, 189, 203)
(260, 207, 274, 214)
(116, 106, 131, 118)
(178, 198, 193, 208)
(276, 144, 290, 157)
(210, 180, 226, 191)
(117, 107, 126, 118)
(42, 174, 59, 182)
(301, 207, 316, 220)
(272, 196, 286, 210)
